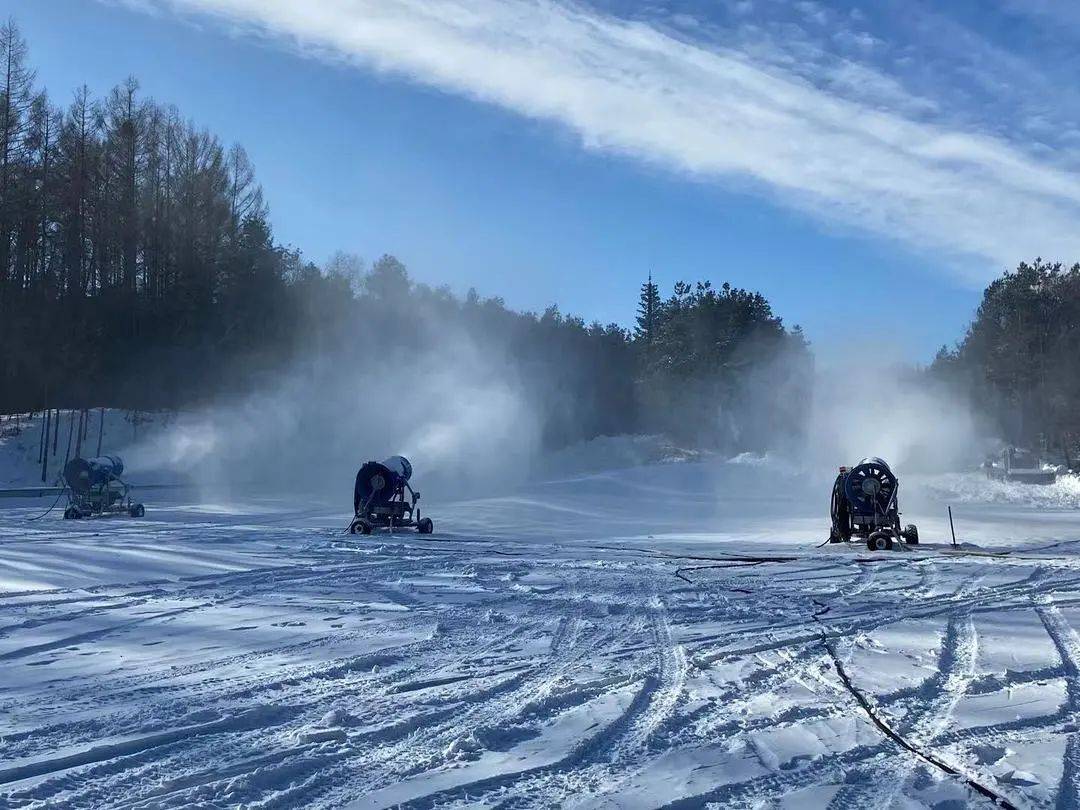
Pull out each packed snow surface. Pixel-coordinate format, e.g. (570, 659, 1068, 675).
(3, 437, 1080, 807)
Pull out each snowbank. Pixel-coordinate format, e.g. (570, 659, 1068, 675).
(922, 471, 1080, 510)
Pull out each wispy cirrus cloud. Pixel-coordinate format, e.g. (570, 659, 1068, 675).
(125, 0, 1080, 282)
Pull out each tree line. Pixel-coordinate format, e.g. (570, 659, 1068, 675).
(0, 20, 811, 455)
(0, 20, 287, 412)
(932, 259, 1080, 458)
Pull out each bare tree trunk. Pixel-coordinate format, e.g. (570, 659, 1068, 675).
(96, 406, 104, 456)
(75, 408, 84, 457)
(51, 407, 59, 455)
(40, 407, 51, 482)
(64, 408, 74, 463)
(36, 405, 44, 464)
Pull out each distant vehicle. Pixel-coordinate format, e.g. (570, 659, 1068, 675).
(984, 447, 1057, 485)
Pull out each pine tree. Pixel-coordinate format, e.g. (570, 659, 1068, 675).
(634, 272, 660, 345)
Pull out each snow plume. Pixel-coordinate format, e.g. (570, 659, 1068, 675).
(125, 322, 541, 501)
(718, 331, 814, 454)
(803, 361, 986, 477)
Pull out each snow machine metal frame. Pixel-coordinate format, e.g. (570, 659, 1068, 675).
(349, 456, 433, 535)
(829, 457, 918, 551)
(61, 455, 145, 520)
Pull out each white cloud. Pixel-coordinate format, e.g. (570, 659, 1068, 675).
(794, 1, 827, 27)
(832, 28, 882, 53)
(137, 0, 1080, 281)
(999, 1, 1080, 31)
(821, 60, 938, 116)
(100, 0, 166, 14)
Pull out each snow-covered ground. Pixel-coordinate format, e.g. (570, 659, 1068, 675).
(3, 428, 1080, 807)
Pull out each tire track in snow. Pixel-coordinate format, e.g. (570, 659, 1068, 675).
(648, 556, 1068, 808)
(6, 510, 1080, 810)
(0, 561, 509, 805)
(609, 595, 687, 755)
(114, 669, 535, 810)
(1036, 602, 1080, 808)
(688, 562, 1035, 668)
(262, 646, 594, 804)
(13, 626, 523, 809)
(653, 742, 894, 810)
(314, 593, 611, 804)
(0, 602, 207, 662)
(828, 610, 979, 809)
(1, 556, 475, 726)
(434, 586, 689, 807)
(811, 601, 1017, 810)
(0, 705, 299, 788)
(115, 576, 606, 808)
(21, 612, 534, 807)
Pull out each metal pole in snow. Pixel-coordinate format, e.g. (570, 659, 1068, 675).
(948, 505, 957, 548)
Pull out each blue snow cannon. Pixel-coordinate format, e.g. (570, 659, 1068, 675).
(828, 457, 918, 550)
(62, 455, 145, 520)
(350, 455, 433, 535)
(63, 455, 124, 493)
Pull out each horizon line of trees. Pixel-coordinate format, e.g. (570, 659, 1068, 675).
(0, 20, 812, 454)
(932, 258, 1080, 456)
(7, 19, 1080, 460)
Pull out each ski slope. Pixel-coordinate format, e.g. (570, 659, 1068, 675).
(2, 453, 1080, 808)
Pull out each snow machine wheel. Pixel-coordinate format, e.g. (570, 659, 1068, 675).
(867, 531, 893, 551)
(902, 524, 919, 545)
(129, 503, 145, 518)
(417, 517, 434, 534)
(350, 519, 373, 535)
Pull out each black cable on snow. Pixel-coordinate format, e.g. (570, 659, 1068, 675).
(810, 598, 1018, 810)
(674, 560, 767, 588)
(26, 485, 67, 522)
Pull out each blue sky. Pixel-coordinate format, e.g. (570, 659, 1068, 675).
(7, 0, 1080, 361)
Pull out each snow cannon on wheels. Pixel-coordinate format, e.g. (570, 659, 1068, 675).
(61, 455, 145, 520)
(828, 457, 918, 551)
(350, 455, 433, 536)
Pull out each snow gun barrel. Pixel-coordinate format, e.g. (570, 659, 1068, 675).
(62, 455, 125, 494)
(843, 456, 897, 516)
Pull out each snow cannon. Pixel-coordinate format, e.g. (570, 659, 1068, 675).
(350, 455, 433, 535)
(63, 455, 124, 494)
(61, 454, 145, 520)
(828, 457, 918, 551)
